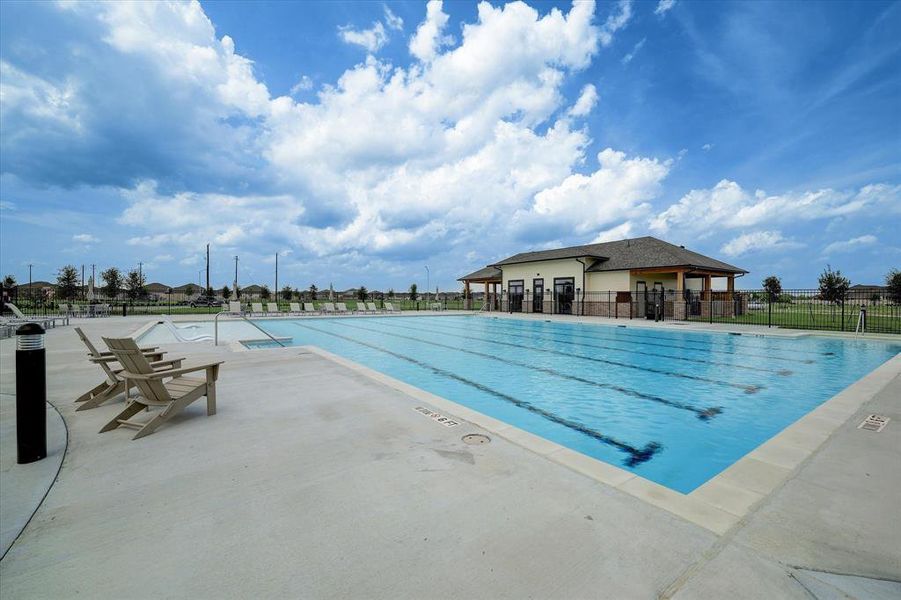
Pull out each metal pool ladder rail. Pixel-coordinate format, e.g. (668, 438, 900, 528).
(214, 311, 286, 347)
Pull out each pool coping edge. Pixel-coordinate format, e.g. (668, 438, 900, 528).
(298, 344, 900, 536)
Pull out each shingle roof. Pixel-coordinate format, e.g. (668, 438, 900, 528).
(457, 266, 503, 281)
(492, 236, 746, 274)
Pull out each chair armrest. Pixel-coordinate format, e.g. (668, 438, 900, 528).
(90, 351, 166, 363)
(148, 358, 184, 370)
(122, 361, 224, 380)
(94, 346, 160, 357)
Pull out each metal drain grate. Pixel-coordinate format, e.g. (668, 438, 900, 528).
(858, 414, 890, 433)
(462, 434, 490, 445)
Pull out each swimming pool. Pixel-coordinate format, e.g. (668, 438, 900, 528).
(144, 315, 900, 492)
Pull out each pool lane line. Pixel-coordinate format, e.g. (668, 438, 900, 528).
(483, 316, 828, 358)
(376, 319, 762, 394)
(333, 320, 722, 420)
(392, 316, 815, 366)
(291, 321, 662, 466)
(416, 318, 793, 376)
(471, 317, 817, 365)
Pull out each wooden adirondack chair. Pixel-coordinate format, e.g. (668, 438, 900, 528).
(74, 327, 182, 411)
(100, 337, 224, 439)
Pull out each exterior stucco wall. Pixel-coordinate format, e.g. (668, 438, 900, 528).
(500, 259, 585, 292)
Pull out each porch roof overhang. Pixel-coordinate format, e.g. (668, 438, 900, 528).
(627, 265, 746, 277)
(458, 266, 502, 283)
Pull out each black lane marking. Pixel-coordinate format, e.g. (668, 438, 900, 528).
(379, 319, 762, 394)
(421, 318, 792, 376)
(479, 317, 816, 365)
(334, 320, 722, 420)
(488, 317, 828, 359)
(292, 321, 661, 466)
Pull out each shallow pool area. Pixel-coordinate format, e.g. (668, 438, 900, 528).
(141, 315, 900, 492)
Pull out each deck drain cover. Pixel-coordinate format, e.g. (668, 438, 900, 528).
(462, 434, 490, 445)
(858, 414, 890, 433)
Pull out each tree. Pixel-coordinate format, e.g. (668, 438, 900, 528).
(387, 288, 394, 298)
(281, 286, 293, 301)
(56, 265, 79, 301)
(101, 267, 122, 300)
(185, 283, 195, 298)
(309, 284, 318, 300)
(761, 275, 782, 300)
(357, 286, 368, 301)
(818, 265, 850, 304)
(260, 285, 271, 300)
(2, 274, 16, 289)
(206, 286, 214, 298)
(294, 288, 303, 300)
(123, 268, 147, 302)
(409, 283, 418, 301)
(886, 268, 901, 305)
(222, 285, 232, 300)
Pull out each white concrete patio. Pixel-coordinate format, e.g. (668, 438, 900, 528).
(0, 316, 898, 599)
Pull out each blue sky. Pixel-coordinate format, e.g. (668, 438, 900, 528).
(1, 0, 898, 291)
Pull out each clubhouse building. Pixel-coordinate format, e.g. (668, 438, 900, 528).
(459, 236, 748, 319)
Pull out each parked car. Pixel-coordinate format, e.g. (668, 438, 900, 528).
(190, 296, 223, 308)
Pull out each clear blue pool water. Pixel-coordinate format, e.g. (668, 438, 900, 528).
(246, 315, 899, 493)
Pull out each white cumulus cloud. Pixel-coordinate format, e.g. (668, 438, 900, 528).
(720, 231, 800, 257)
(339, 21, 389, 53)
(569, 83, 598, 116)
(72, 233, 99, 244)
(822, 235, 877, 255)
(655, 0, 676, 17)
(599, 0, 633, 47)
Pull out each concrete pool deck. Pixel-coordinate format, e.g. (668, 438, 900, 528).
(0, 315, 899, 598)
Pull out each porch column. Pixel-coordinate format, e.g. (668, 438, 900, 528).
(674, 269, 686, 320)
(464, 281, 471, 310)
(484, 282, 489, 311)
(676, 270, 684, 292)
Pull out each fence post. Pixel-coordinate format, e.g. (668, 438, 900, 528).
(841, 299, 845, 331)
(768, 293, 772, 328)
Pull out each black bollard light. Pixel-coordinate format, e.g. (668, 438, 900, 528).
(16, 323, 47, 464)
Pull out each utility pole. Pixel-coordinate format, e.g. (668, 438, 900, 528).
(81, 264, 85, 301)
(275, 252, 278, 303)
(205, 244, 210, 294)
(234, 255, 239, 298)
(28, 263, 32, 305)
(425, 265, 430, 306)
(138, 262, 143, 281)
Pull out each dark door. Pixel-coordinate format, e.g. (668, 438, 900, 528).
(533, 278, 544, 313)
(636, 281, 647, 318)
(554, 278, 575, 314)
(646, 282, 664, 319)
(508, 280, 524, 313)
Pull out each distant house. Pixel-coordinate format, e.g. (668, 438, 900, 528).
(459, 236, 747, 318)
(849, 284, 887, 301)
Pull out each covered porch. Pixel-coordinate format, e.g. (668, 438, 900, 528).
(628, 267, 745, 320)
(458, 266, 502, 311)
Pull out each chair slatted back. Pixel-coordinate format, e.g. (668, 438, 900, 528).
(290, 303, 301, 312)
(336, 303, 348, 312)
(252, 303, 263, 313)
(103, 337, 172, 402)
(77, 327, 121, 384)
(7, 304, 26, 319)
(267, 303, 279, 313)
(323, 303, 335, 312)
(229, 301, 241, 313)
(304, 303, 316, 312)
(385, 302, 395, 311)
(367, 302, 378, 311)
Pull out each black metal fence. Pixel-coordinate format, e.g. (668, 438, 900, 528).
(485, 289, 900, 334)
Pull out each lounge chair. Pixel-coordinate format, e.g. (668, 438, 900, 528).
(74, 328, 182, 411)
(99, 336, 223, 439)
(267, 302, 280, 315)
(4, 303, 68, 328)
(384, 302, 400, 313)
(228, 301, 242, 314)
(59, 303, 70, 316)
(335, 302, 349, 314)
(366, 302, 381, 313)
(251, 302, 264, 315)
(321, 302, 336, 314)
(289, 302, 302, 314)
(304, 303, 319, 315)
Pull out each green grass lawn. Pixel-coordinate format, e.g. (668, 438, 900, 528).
(690, 303, 900, 334)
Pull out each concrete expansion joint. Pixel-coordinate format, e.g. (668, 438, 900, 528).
(0, 398, 69, 563)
